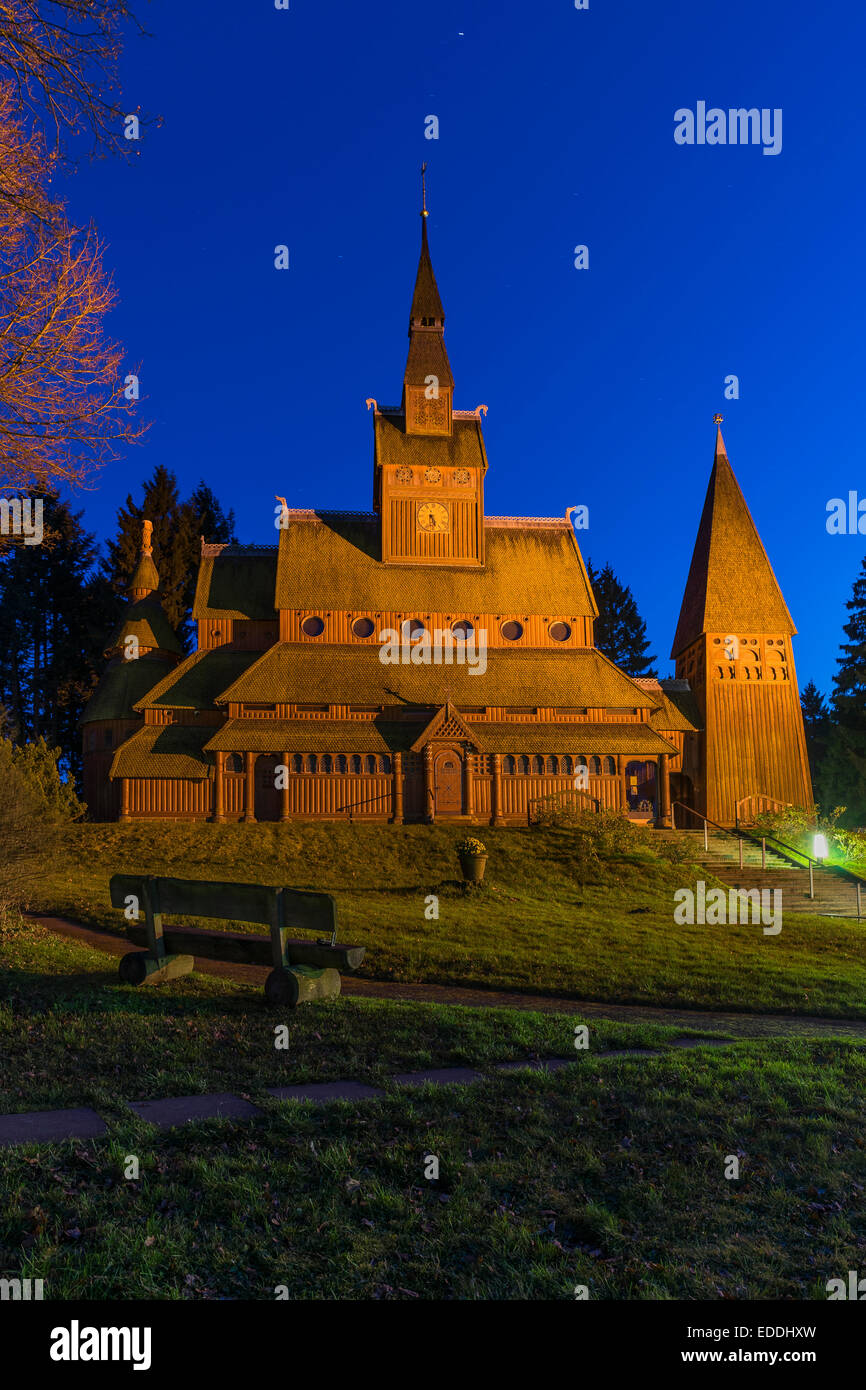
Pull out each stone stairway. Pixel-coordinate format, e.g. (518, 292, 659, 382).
(651, 828, 864, 920)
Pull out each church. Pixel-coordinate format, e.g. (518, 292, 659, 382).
(80, 195, 813, 830)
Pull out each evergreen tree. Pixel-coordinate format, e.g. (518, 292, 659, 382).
(103, 468, 236, 647)
(586, 559, 657, 678)
(832, 556, 866, 728)
(103, 464, 189, 634)
(822, 557, 866, 824)
(0, 497, 110, 784)
(801, 680, 831, 786)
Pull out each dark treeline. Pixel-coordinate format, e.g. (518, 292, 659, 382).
(0, 468, 236, 787)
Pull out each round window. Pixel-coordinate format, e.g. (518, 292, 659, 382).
(405, 618, 426, 638)
(352, 617, 375, 639)
(451, 620, 474, 641)
(301, 616, 325, 637)
(500, 620, 523, 641)
(549, 621, 571, 642)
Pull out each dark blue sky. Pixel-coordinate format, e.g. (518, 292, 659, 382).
(61, 0, 865, 695)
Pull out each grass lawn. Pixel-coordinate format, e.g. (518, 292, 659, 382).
(1, 916, 863, 1300)
(25, 820, 866, 1017)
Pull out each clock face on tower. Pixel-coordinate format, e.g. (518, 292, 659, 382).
(417, 501, 449, 533)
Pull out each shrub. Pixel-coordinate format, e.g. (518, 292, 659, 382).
(8, 737, 86, 822)
(0, 741, 58, 909)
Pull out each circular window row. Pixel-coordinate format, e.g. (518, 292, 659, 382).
(299, 616, 573, 642)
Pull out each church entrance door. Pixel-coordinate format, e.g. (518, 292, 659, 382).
(433, 748, 463, 816)
(254, 754, 282, 822)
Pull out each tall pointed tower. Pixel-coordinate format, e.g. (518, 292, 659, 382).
(80, 521, 182, 819)
(372, 170, 486, 567)
(671, 420, 812, 825)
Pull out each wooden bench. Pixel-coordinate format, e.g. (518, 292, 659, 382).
(108, 874, 365, 1007)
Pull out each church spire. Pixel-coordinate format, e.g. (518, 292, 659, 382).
(671, 420, 795, 658)
(127, 518, 160, 600)
(403, 166, 454, 436)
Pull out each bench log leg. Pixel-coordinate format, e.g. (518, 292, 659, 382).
(264, 965, 341, 1008)
(119, 950, 195, 986)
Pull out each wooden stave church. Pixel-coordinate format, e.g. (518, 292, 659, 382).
(81, 202, 813, 829)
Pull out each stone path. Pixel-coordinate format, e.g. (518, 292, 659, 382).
(0, 1040, 737, 1148)
(28, 913, 866, 1041)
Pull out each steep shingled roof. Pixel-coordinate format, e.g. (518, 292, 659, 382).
(80, 656, 176, 725)
(671, 426, 796, 657)
(133, 647, 261, 711)
(192, 546, 279, 621)
(410, 218, 445, 323)
(106, 597, 183, 656)
(374, 410, 486, 472)
(274, 510, 598, 617)
(109, 723, 213, 780)
(216, 643, 661, 710)
(633, 678, 701, 733)
(202, 716, 676, 757)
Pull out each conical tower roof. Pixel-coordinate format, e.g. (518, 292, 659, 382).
(671, 422, 796, 658)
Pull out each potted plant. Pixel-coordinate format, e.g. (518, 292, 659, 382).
(456, 835, 488, 883)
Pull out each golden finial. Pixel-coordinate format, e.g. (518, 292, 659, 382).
(421, 162, 428, 218)
(141, 519, 153, 556)
(713, 413, 724, 425)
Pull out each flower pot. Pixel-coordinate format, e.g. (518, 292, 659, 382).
(459, 853, 487, 883)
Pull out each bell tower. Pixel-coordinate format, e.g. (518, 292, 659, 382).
(371, 169, 486, 568)
(671, 419, 812, 825)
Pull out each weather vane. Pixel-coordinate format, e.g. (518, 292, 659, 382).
(421, 162, 428, 218)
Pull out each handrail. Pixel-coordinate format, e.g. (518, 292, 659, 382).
(735, 793, 789, 830)
(335, 790, 393, 821)
(527, 786, 601, 823)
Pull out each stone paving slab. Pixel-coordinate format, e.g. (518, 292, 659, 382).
(390, 1066, 483, 1087)
(0, 1106, 107, 1148)
(268, 1081, 385, 1103)
(128, 1093, 263, 1129)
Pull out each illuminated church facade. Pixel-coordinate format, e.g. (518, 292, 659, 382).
(81, 198, 813, 829)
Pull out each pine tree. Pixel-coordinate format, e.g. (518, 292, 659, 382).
(822, 558, 866, 824)
(103, 468, 237, 647)
(0, 496, 111, 783)
(586, 560, 657, 678)
(832, 556, 866, 729)
(801, 680, 831, 790)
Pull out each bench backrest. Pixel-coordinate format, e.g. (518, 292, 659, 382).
(109, 874, 337, 937)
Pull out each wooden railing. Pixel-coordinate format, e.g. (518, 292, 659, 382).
(735, 793, 790, 828)
(527, 786, 601, 824)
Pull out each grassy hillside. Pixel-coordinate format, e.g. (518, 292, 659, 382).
(1, 918, 862, 1302)
(24, 820, 866, 1016)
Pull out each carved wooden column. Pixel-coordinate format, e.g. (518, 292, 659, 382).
(213, 751, 226, 823)
(655, 753, 672, 828)
(424, 744, 434, 823)
(616, 754, 627, 812)
(392, 751, 403, 824)
(491, 752, 504, 826)
(463, 749, 474, 819)
(280, 751, 291, 822)
(243, 750, 257, 823)
(120, 777, 131, 823)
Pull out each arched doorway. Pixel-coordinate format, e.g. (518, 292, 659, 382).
(433, 748, 463, 816)
(254, 754, 282, 822)
(625, 759, 656, 814)
(670, 772, 694, 813)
